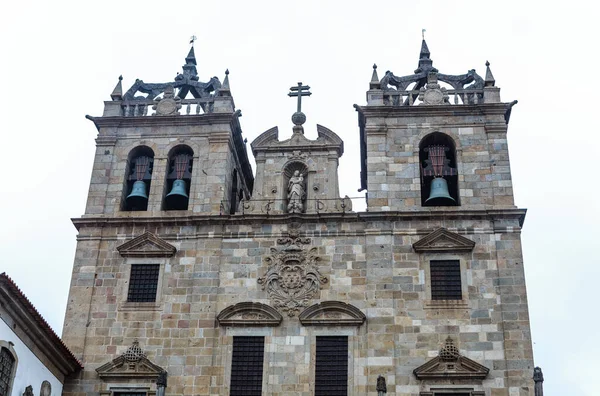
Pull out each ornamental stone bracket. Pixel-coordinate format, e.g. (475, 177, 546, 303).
(117, 231, 177, 258)
(413, 337, 489, 381)
(217, 302, 283, 327)
(412, 228, 475, 253)
(96, 340, 165, 380)
(299, 301, 366, 326)
(257, 227, 327, 317)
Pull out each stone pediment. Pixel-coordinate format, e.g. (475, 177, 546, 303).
(413, 228, 475, 253)
(251, 125, 343, 156)
(117, 232, 176, 258)
(96, 340, 164, 380)
(217, 302, 283, 326)
(413, 338, 489, 380)
(299, 301, 366, 326)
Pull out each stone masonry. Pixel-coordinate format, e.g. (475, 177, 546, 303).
(62, 41, 535, 396)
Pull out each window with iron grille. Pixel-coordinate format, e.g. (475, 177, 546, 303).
(127, 265, 160, 302)
(315, 336, 348, 396)
(230, 336, 264, 396)
(0, 347, 15, 396)
(430, 260, 462, 300)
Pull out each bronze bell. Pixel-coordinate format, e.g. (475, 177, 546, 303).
(126, 180, 149, 208)
(166, 179, 189, 209)
(425, 177, 455, 205)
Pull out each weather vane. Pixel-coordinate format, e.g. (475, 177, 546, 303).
(288, 82, 312, 127)
(422, 29, 426, 40)
(189, 35, 197, 46)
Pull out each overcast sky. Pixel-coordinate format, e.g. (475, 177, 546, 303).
(0, 1, 598, 395)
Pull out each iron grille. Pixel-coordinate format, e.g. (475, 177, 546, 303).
(315, 336, 348, 396)
(127, 265, 160, 302)
(430, 260, 462, 300)
(0, 348, 15, 396)
(230, 336, 265, 396)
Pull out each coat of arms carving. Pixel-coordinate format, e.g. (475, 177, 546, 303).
(258, 228, 327, 317)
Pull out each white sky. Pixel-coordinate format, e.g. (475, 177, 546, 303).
(0, 1, 598, 395)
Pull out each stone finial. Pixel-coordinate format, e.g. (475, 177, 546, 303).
(222, 69, 230, 90)
(110, 75, 123, 101)
(533, 367, 544, 396)
(370, 64, 381, 90)
(123, 339, 147, 362)
(485, 60, 496, 87)
(439, 337, 460, 361)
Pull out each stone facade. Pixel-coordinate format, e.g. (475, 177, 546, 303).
(62, 42, 535, 396)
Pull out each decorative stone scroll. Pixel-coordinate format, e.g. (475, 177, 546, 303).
(217, 302, 283, 326)
(412, 228, 475, 253)
(258, 226, 327, 317)
(299, 301, 366, 326)
(96, 340, 165, 380)
(413, 337, 489, 380)
(117, 231, 177, 258)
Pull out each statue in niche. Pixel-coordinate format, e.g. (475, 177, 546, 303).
(287, 170, 306, 213)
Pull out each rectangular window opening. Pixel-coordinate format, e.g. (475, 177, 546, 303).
(430, 260, 462, 300)
(230, 336, 264, 396)
(315, 336, 348, 396)
(0, 348, 15, 396)
(127, 264, 160, 302)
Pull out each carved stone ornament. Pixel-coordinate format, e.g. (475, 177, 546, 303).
(413, 337, 489, 380)
(412, 228, 475, 253)
(96, 340, 166, 380)
(153, 85, 181, 116)
(217, 302, 283, 326)
(23, 386, 33, 396)
(299, 301, 366, 326)
(376, 375, 387, 394)
(117, 231, 177, 258)
(418, 72, 449, 105)
(258, 229, 327, 317)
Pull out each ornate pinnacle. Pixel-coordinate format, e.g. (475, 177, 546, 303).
(485, 60, 496, 87)
(222, 69, 230, 90)
(110, 75, 123, 101)
(370, 64, 381, 90)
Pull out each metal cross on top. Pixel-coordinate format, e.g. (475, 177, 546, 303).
(288, 82, 312, 113)
(189, 35, 197, 46)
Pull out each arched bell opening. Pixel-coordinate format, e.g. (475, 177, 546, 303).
(419, 132, 460, 206)
(122, 146, 154, 211)
(163, 145, 193, 211)
(283, 162, 309, 214)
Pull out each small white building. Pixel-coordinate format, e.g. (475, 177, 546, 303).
(0, 273, 82, 396)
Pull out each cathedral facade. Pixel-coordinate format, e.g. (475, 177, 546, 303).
(61, 41, 536, 395)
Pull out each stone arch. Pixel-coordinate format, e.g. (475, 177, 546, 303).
(418, 131, 460, 206)
(163, 144, 194, 210)
(299, 301, 366, 326)
(122, 145, 155, 211)
(0, 341, 18, 396)
(217, 302, 283, 326)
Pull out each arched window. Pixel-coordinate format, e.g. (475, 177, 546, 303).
(163, 145, 193, 211)
(123, 146, 154, 211)
(0, 346, 16, 396)
(419, 133, 459, 206)
(283, 162, 308, 214)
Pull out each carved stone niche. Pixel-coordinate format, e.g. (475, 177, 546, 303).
(299, 301, 366, 326)
(217, 302, 283, 327)
(96, 340, 165, 380)
(413, 228, 475, 253)
(117, 232, 177, 258)
(413, 338, 489, 381)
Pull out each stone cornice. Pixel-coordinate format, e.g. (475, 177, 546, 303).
(71, 208, 526, 230)
(86, 112, 236, 131)
(356, 102, 509, 119)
